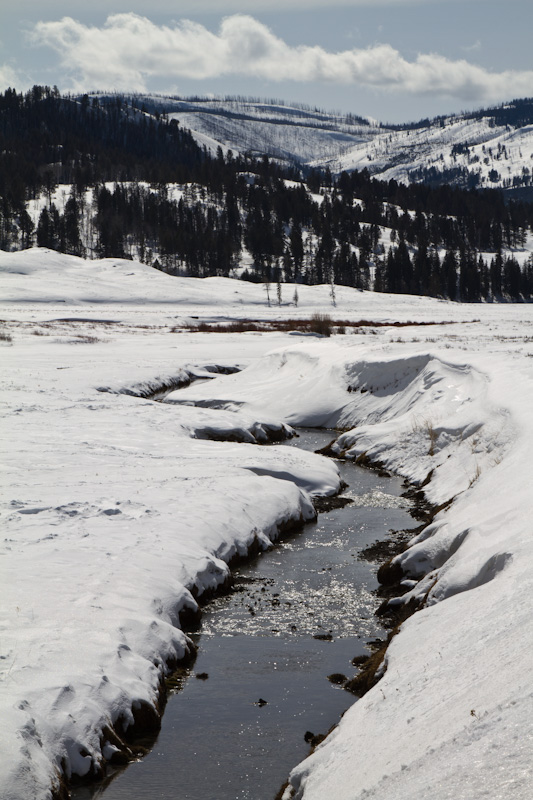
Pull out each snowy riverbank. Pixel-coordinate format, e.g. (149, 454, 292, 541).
(1, 249, 532, 799)
(178, 337, 533, 799)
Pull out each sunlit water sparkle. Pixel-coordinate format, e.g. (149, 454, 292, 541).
(75, 429, 413, 800)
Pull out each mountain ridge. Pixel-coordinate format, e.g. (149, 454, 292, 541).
(91, 93, 533, 199)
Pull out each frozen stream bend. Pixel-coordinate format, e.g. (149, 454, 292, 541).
(161, 341, 533, 800)
(2, 345, 343, 800)
(73, 429, 414, 800)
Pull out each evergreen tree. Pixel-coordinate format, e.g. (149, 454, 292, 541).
(63, 194, 83, 256)
(442, 250, 458, 300)
(490, 251, 503, 298)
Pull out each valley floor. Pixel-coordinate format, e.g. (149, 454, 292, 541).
(1, 249, 532, 799)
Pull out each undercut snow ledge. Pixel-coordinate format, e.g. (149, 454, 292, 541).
(297, 362, 531, 799)
(2, 475, 323, 800)
(177, 341, 533, 800)
(1, 325, 341, 800)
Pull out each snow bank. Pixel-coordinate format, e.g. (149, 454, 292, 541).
(0, 311, 340, 799)
(178, 338, 533, 800)
(172, 343, 510, 500)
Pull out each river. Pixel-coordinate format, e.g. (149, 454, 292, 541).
(73, 429, 413, 800)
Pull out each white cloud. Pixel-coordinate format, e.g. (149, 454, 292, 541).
(0, 63, 21, 91)
(30, 13, 533, 102)
(462, 40, 482, 52)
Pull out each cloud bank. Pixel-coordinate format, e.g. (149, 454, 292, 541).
(30, 13, 533, 102)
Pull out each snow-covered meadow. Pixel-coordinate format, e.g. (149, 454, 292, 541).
(1, 248, 532, 799)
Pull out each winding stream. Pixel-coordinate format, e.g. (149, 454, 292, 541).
(73, 430, 413, 800)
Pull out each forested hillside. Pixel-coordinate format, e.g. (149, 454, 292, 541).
(1, 86, 533, 301)
(102, 93, 533, 199)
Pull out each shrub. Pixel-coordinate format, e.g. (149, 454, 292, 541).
(310, 313, 332, 337)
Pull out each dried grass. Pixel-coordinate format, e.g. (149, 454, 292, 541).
(172, 318, 455, 335)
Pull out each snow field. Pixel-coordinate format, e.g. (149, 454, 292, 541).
(1, 248, 533, 799)
(0, 275, 342, 798)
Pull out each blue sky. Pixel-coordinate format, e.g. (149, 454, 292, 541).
(2, 0, 532, 123)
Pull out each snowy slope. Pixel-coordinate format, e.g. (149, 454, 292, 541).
(105, 94, 533, 193)
(2, 248, 533, 799)
(173, 106, 371, 163)
(114, 94, 375, 163)
(0, 247, 482, 319)
(319, 116, 533, 194)
(173, 99, 533, 193)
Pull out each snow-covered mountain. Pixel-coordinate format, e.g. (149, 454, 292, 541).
(319, 112, 533, 198)
(107, 93, 376, 164)
(104, 94, 533, 197)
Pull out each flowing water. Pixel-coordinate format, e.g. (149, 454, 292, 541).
(74, 429, 413, 800)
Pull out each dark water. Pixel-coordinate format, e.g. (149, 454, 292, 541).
(74, 430, 413, 800)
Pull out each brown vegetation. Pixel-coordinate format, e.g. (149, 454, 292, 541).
(172, 318, 457, 335)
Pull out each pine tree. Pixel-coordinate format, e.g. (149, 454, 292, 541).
(63, 194, 83, 256)
(442, 250, 458, 300)
(490, 251, 503, 299)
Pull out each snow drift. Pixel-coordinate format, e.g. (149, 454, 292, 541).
(176, 339, 533, 800)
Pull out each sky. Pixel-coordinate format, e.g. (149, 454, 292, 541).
(1, 0, 532, 124)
